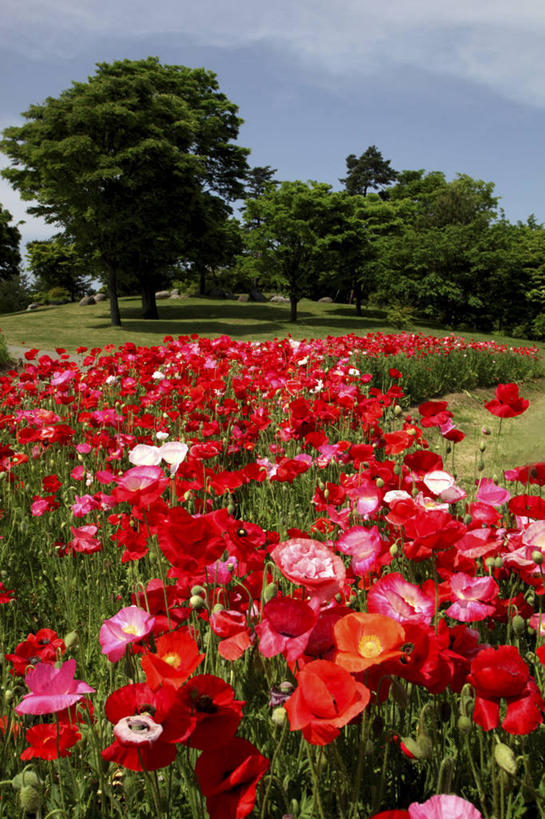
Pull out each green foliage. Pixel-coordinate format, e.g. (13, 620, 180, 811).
(0, 273, 30, 314)
(0, 203, 21, 280)
(340, 145, 398, 197)
(26, 235, 92, 301)
(385, 303, 416, 329)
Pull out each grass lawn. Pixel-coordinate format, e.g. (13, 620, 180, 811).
(1, 295, 542, 352)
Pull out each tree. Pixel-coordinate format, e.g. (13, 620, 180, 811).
(1, 57, 249, 325)
(0, 203, 21, 280)
(26, 236, 92, 301)
(244, 166, 278, 200)
(340, 146, 398, 198)
(242, 181, 357, 321)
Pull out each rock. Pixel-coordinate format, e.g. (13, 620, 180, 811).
(94, 293, 107, 302)
(79, 295, 96, 306)
(270, 294, 289, 304)
(237, 294, 249, 302)
(249, 287, 268, 302)
(26, 303, 41, 311)
(170, 288, 180, 296)
(169, 293, 181, 299)
(318, 296, 333, 303)
(155, 290, 170, 299)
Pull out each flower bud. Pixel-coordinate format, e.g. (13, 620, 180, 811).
(376, 477, 384, 489)
(477, 458, 485, 471)
(191, 585, 206, 597)
(494, 742, 517, 776)
(479, 440, 486, 452)
(19, 786, 42, 814)
(212, 603, 224, 614)
(512, 614, 526, 635)
(263, 582, 278, 603)
(63, 630, 79, 650)
(271, 706, 287, 726)
(463, 513, 473, 526)
(394, 405, 403, 417)
(532, 550, 544, 565)
(494, 556, 503, 569)
(389, 543, 399, 558)
(390, 677, 408, 709)
(457, 715, 472, 735)
(437, 757, 455, 794)
(189, 595, 206, 610)
(393, 464, 402, 475)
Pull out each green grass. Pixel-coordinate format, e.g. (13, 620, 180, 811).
(1, 295, 543, 351)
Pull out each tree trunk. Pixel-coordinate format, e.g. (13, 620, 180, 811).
(289, 293, 298, 322)
(354, 278, 362, 317)
(105, 263, 122, 327)
(199, 266, 206, 296)
(141, 280, 158, 320)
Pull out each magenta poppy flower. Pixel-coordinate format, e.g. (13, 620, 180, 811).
(409, 793, 482, 818)
(475, 478, 510, 507)
(15, 659, 95, 716)
(100, 605, 155, 662)
(271, 538, 346, 603)
(256, 597, 318, 662)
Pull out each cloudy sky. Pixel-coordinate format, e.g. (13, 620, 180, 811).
(2, 0, 545, 255)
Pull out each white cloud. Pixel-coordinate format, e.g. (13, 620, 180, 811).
(3, 0, 545, 105)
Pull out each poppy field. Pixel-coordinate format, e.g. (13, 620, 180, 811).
(1, 331, 545, 818)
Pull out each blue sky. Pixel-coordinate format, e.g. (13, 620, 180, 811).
(2, 0, 545, 255)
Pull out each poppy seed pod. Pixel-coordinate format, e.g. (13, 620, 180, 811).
(494, 742, 517, 776)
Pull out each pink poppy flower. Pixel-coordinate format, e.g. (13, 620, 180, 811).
(475, 478, 510, 507)
(15, 659, 95, 716)
(445, 573, 498, 622)
(256, 597, 318, 662)
(128, 444, 162, 466)
(409, 794, 482, 818)
(367, 572, 435, 626)
(271, 538, 346, 603)
(100, 605, 156, 662)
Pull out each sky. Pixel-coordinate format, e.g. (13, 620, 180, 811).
(2, 0, 545, 258)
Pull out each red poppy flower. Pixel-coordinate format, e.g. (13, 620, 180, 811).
(178, 674, 245, 750)
(195, 737, 269, 819)
(112, 465, 168, 508)
(141, 629, 204, 690)
(485, 383, 529, 418)
(6, 629, 66, 676)
(285, 659, 370, 745)
(101, 683, 195, 770)
(468, 645, 544, 734)
(210, 609, 252, 661)
(256, 596, 318, 662)
(21, 722, 81, 760)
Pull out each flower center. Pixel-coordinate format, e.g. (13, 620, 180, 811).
(358, 634, 382, 659)
(114, 714, 163, 746)
(122, 624, 140, 636)
(163, 652, 181, 668)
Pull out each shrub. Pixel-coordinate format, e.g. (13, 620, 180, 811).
(0, 274, 31, 314)
(385, 303, 416, 330)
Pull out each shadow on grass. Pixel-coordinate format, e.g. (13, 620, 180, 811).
(89, 301, 391, 337)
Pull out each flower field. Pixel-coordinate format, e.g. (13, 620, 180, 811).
(1, 331, 545, 818)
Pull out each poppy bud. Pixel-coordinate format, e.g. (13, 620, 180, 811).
(19, 785, 42, 814)
(390, 677, 408, 709)
(463, 514, 473, 525)
(494, 742, 517, 776)
(212, 603, 224, 614)
(389, 543, 399, 557)
(494, 556, 503, 569)
(532, 550, 544, 565)
(437, 757, 454, 793)
(393, 464, 402, 475)
(271, 706, 287, 726)
(479, 440, 486, 452)
(189, 595, 206, 610)
(477, 458, 485, 471)
(227, 500, 235, 516)
(457, 715, 472, 735)
(394, 405, 403, 416)
(402, 735, 432, 759)
(63, 630, 79, 650)
(512, 615, 526, 635)
(191, 585, 206, 597)
(376, 477, 385, 489)
(263, 582, 278, 602)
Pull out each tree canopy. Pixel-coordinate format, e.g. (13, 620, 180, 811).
(340, 145, 398, 198)
(1, 57, 249, 324)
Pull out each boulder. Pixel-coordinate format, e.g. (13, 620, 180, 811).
(79, 295, 96, 306)
(155, 290, 170, 300)
(237, 293, 249, 302)
(170, 288, 180, 296)
(94, 293, 107, 302)
(26, 303, 41, 311)
(318, 296, 333, 303)
(270, 294, 289, 304)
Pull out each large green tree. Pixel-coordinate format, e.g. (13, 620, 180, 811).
(1, 57, 249, 325)
(242, 181, 362, 321)
(0, 203, 21, 280)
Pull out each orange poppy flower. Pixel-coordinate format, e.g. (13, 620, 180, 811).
(141, 630, 204, 690)
(334, 612, 405, 673)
